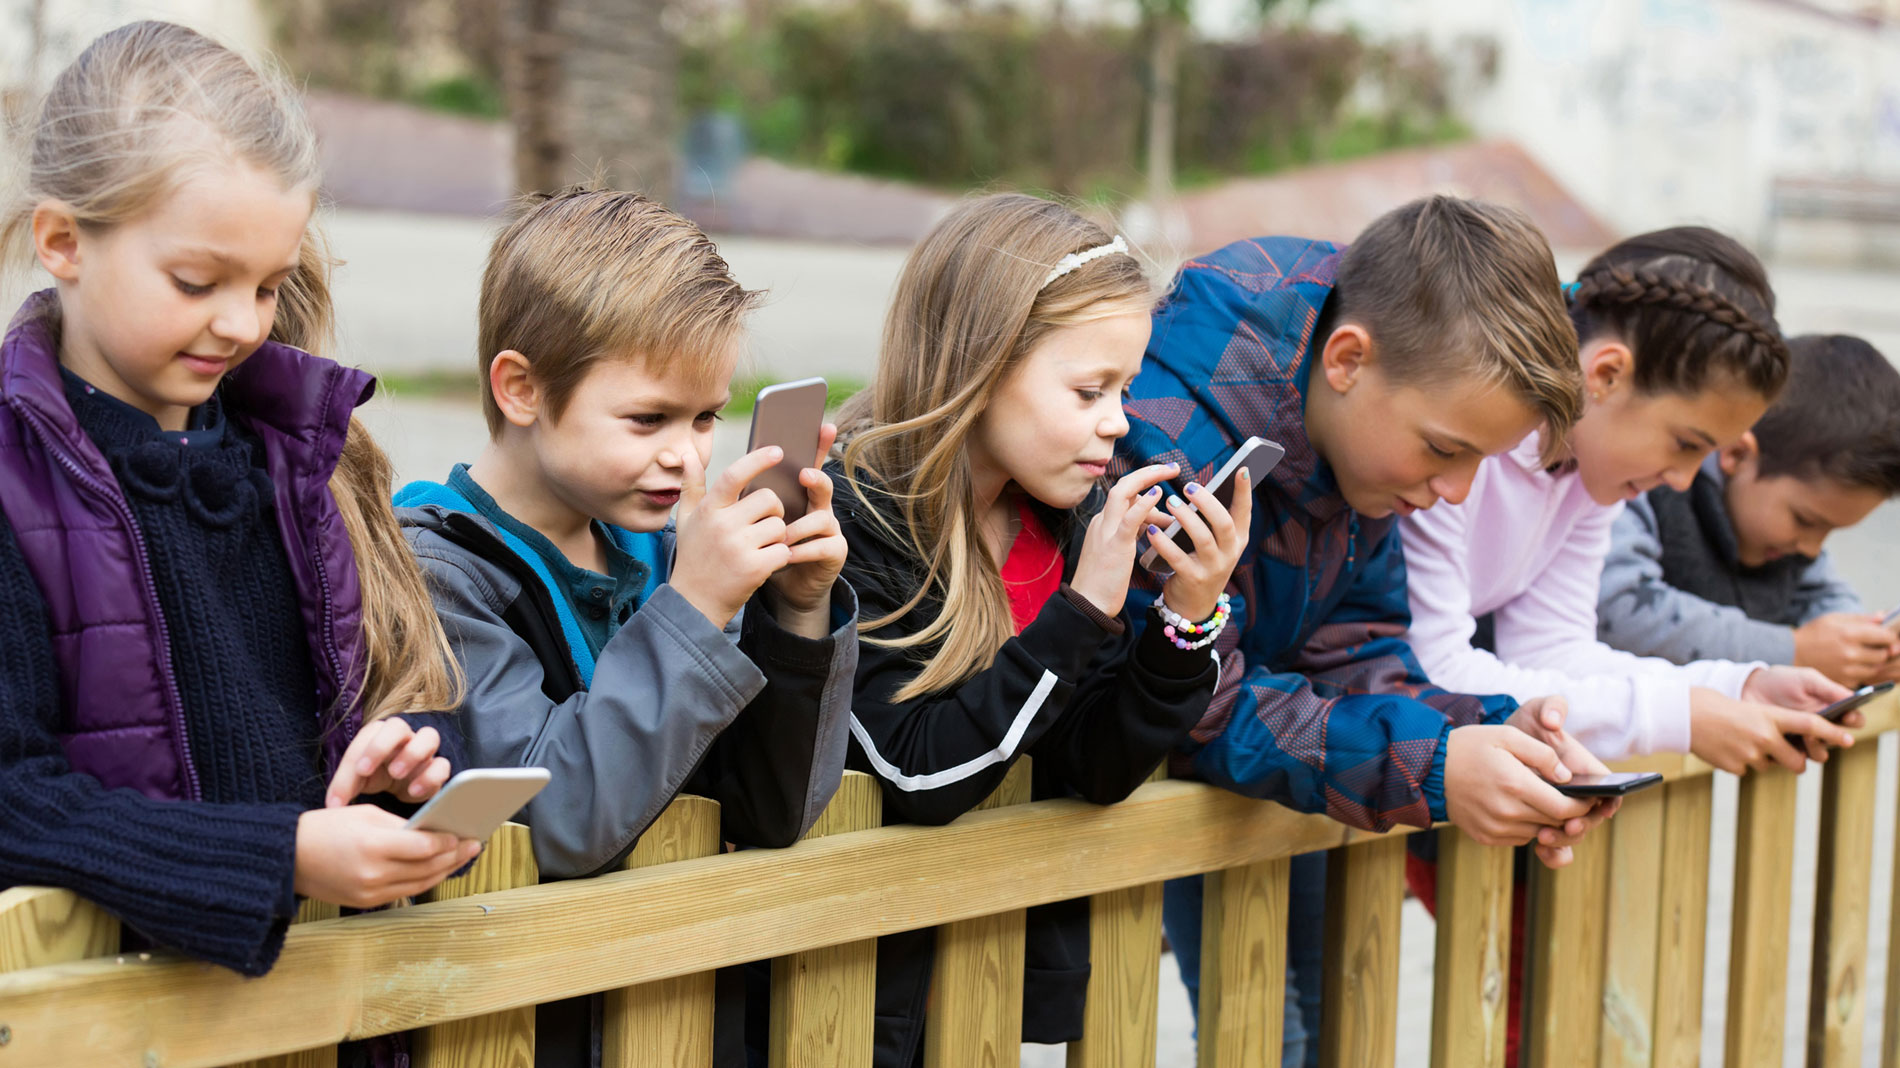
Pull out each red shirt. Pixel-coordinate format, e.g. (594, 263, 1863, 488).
(1000, 497, 1064, 634)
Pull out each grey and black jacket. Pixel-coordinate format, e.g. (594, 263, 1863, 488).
(398, 501, 857, 1068)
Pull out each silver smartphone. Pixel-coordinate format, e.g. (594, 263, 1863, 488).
(1138, 436, 1285, 573)
(403, 767, 551, 841)
(745, 377, 828, 524)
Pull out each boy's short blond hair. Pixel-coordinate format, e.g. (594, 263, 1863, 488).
(1336, 196, 1583, 461)
(478, 187, 761, 436)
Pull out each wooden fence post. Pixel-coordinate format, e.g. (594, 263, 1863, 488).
(770, 770, 882, 1068)
(1524, 824, 1611, 1067)
(1429, 830, 1512, 1068)
(1808, 743, 1880, 1068)
(1197, 853, 1290, 1068)
(1724, 767, 1799, 1068)
(603, 795, 724, 1068)
(1318, 836, 1406, 1068)
(924, 759, 1034, 1068)
(1069, 768, 1168, 1068)
(413, 822, 539, 1068)
(1598, 784, 1666, 1068)
(1651, 776, 1713, 1068)
(0, 886, 118, 975)
(228, 900, 343, 1068)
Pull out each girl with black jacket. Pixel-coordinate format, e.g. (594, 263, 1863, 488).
(829, 193, 1251, 1065)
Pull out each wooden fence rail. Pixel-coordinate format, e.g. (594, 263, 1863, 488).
(5, 696, 1900, 1067)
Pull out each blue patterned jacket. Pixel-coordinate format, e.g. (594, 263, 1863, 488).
(1116, 236, 1516, 830)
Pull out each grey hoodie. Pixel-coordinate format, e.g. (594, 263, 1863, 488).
(1597, 455, 1861, 666)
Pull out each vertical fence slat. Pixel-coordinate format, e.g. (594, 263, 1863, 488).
(1066, 881, 1164, 1068)
(1599, 784, 1666, 1068)
(770, 770, 882, 1068)
(227, 900, 342, 1068)
(1318, 836, 1405, 1068)
(1724, 767, 1800, 1068)
(1525, 824, 1611, 1066)
(0, 886, 118, 975)
(1808, 743, 1880, 1068)
(1652, 775, 1714, 1068)
(1197, 856, 1289, 1068)
(923, 759, 1033, 1068)
(603, 795, 723, 1068)
(1430, 829, 1512, 1068)
(413, 822, 538, 1068)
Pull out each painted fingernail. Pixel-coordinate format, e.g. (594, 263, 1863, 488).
(1185, 482, 1201, 495)
(1145, 486, 1162, 497)
(1168, 496, 1185, 510)
(1148, 525, 1161, 536)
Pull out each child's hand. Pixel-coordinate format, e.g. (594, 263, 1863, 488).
(324, 718, 451, 808)
(1442, 722, 1597, 865)
(1069, 463, 1180, 617)
(1794, 612, 1900, 687)
(1153, 468, 1254, 623)
(671, 445, 795, 630)
(1742, 663, 1852, 712)
(1505, 696, 1621, 868)
(293, 805, 481, 909)
(1687, 687, 1854, 774)
(764, 424, 847, 639)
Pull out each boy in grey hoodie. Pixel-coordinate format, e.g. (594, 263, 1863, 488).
(395, 188, 857, 1068)
(1598, 333, 1900, 687)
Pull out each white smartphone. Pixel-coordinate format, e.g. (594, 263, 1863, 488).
(403, 767, 551, 840)
(1138, 436, 1285, 573)
(745, 377, 828, 524)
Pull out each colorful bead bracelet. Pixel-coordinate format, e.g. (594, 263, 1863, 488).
(1154, 591, 1231, 651)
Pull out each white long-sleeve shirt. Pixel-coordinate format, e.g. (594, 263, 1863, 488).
(1399, 432, 1759, 760)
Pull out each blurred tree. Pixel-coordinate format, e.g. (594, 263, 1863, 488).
(502, 0, 680, 200)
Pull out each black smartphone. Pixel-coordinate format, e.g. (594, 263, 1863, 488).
(1137, 436, 1285, 573)
(1552, 771, 1663, 799)
(1819, 681, 1894, 724)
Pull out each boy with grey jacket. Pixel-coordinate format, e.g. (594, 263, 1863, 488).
(395, 188, 857, 1068)
(1598, 334, 1900, 688)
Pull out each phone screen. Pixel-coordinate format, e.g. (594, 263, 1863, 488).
(1821, 681, 1895, 723)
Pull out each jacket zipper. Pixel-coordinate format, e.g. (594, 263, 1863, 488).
(15, 401, 203, 801)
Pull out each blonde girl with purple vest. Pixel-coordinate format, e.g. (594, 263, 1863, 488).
(0, 21, 478, 977)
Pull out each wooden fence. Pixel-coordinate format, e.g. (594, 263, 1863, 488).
(3, 696, 1900, 1067)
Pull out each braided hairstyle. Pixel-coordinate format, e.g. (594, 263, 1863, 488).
(1570, 227, 1790, 401)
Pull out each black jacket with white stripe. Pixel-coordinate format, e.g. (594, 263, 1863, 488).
(830, 465, 1217, 1065)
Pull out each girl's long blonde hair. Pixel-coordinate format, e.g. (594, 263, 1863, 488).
(838, 193, 1153, 702)
(1, 20, 460, 723)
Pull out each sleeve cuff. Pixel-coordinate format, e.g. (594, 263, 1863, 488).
(742, 580, 858, 673)
(1424, 718, 1454, 823)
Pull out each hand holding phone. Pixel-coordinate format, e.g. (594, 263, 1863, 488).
(1818, 681, 1895, 723)
(1138, 437, 1284, 573)
(745, 378, 828, 523)
(1551, 771, 1663, 799)
(404, 767, 552, 841)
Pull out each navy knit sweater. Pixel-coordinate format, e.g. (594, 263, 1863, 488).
(0, 377, 458, 975)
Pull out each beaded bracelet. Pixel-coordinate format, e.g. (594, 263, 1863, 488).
(1154, 592, 1231, 651)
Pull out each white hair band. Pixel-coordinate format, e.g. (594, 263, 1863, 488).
(1040, 235, 1130, 289)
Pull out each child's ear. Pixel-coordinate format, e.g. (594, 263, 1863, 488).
(487, 351, 542, 428)
(1716, 430, 1758, 479)
(1318, 324, 1374, 396)
(1581, 338, 1632, 401)
(31, 201, 83, 282)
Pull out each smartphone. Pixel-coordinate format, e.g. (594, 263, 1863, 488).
(1819, 681, 1895, 724)
(745, 377, 828, 524)
(404, 767, 551, 840)
(1138, 436, 1285, 573)
(1552, 771, 1663, 799)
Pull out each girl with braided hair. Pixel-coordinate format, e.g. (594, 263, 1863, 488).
(1397, 227, 1859, 1065)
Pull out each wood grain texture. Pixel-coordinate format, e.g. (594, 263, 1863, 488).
(1429, 830, 1511, 1068)
(1318, 837, 1405, 1068)
(412, 822, 538, 1068)
(1808, 743, 1879, 1068)
(771, 772, 881, 1068)
(1598, 785, 1665, 1068)
(604, 795, 723, 1068)
(1724, 768, 1799, 1068)
(1524, 825, 1611, 1067)
(0, 886, 117, 975)
(1067, 880, 1164, 1068)
(1197, 856, 1289, 1068)
(1652, 775, 1713, 1068)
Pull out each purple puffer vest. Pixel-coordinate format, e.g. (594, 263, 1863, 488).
(0, 292, 372, 799)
